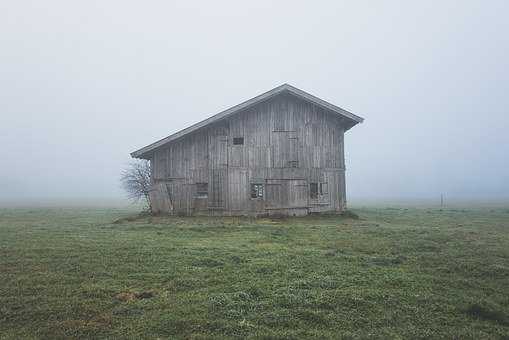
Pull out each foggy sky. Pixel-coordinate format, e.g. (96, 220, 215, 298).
(1, 0, 508, 205)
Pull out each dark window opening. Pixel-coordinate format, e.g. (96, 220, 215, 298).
(233, 137, 244, 145)
(196, 183, 208, 198)
(251, 183, 264, 199)
(310, 183, 326, 199)
(287, 160, 299, 168)
(310, 183, 319, 199)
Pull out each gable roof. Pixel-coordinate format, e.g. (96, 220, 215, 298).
(131, 83, 364, 159)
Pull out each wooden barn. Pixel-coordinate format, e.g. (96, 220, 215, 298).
(131, 84, 364, 216)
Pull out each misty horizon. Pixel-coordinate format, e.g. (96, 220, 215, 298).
(1, 1, 508, 206)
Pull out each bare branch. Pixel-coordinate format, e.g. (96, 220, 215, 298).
(120, 160, 152, 211)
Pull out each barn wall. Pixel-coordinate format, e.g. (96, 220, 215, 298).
(150, 93, 347, 216)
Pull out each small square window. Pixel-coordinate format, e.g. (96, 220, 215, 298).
(196, 183, 208, 198)
(287, 160, 298, 168)
(251, 183, 264, 199)
(233, 137, 244, 145)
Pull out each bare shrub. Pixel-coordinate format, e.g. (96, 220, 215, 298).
(120, 160, 152, 211)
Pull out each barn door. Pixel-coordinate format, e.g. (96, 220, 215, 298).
(209, 133, 228, 168)
(209, 169, 227, 209)
(271, 131, 298, 168)
(289, 179, 308, 208)
(149, 182, 172, 214)
(165, 180, 189, 215)
(208, 130, 228, 210)
(265, 179, 308, 210)
(265, 180, 283, 210)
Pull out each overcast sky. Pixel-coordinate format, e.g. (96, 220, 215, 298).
(1, 0, 508, 205)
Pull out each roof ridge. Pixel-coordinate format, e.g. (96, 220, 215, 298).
(131, 84, 363, 158)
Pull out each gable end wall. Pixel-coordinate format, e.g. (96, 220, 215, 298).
(149, 93, 348, 216)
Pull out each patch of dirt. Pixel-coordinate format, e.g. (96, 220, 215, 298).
(115, 291, 155, 302)
(465, 304, 509, 325)
(136, 291, 155, 299)
(115, 292, 137, 302)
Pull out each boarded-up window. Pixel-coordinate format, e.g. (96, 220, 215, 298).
(233, 137, 244, 145)
(251, 183, 264, 199)
(196, 183, 208, 198)
(320, 183, 328, 195)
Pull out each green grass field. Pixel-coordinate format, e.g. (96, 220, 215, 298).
(1, 207, 509, 339)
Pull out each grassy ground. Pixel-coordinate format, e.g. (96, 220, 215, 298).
(0, 207, 508, 339)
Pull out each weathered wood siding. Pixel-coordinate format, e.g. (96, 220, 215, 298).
(150, 93, 348, 216)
